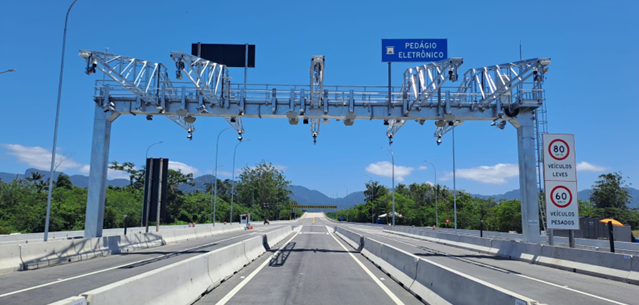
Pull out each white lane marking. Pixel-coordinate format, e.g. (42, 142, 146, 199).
(0, 232, 255, 298)
(328, 230, 404, 305)
(215, 226, 303, 305)
(516, 274, 628, 305)
(346, 226, 629, 305)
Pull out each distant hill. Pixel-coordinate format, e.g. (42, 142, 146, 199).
(288, 185, 365, 210)
(0, 168, 129, 188)
(472, 188, 639, 209)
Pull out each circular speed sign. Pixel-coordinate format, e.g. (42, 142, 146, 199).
(548, 139, 570, 161)
(550, 185, 572, 208)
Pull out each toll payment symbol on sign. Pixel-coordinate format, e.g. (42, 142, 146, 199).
(386, 46, 394, 55)
(550, 185, 572, 208)
(548, 139, 570, 161)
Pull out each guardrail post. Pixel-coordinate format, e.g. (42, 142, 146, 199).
(480, 219, 483, 238)
(569, 230, 575, 248)
(608, 221, 615, 253)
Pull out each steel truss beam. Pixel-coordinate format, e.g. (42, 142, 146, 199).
(79, 50, 193, 132)
(170, 52, 244, 135)
(79, 49, 549, 244)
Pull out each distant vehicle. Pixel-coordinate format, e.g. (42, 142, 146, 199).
(338, 217, 345, 221)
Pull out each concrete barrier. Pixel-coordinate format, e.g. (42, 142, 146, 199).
(378, 242, 418, 288)
(489, 239, 542, 263)
(83, 249, 213, 305)
(0, 243, 22, 273)
(536, 245, 632, 282)
(20, 239, 77, 269)
(412, 257, 540, 305)
(335, 227, 363, 250)
(48, 296, 86, 305)
(265, 226, 293, 249)
(628, 256, 639, 285)
(242, 236, 266, 262)
(207, 242, 249, 286)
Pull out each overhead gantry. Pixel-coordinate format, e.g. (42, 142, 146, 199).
(78, 49, 549, 244)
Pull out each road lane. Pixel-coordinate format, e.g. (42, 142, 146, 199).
(341, 223, 636, 305)
(197, 216, 422, 305)
(0, 224, 289, 305)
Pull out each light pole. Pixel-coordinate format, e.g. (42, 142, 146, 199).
(0, 69, 16, 74)
(213, 127, 232, 226)
(452, 125, 458, 231)
(230, 139, 250, 224)
(342, 183, 349, 222)
(44, 0, 79, 242)
(380, 147, 395, 226)
(364, 174, 375, 224)
(141, 141, 163, 226)
(424, 161, 438, 227)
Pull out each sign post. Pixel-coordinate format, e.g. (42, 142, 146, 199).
(543, 134, 579, 246)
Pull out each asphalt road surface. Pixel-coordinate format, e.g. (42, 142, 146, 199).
(197, 215, 423, 305)
(339, 222, 636, 305)
(0, 224, 291, 305)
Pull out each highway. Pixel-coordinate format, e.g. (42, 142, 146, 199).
(338, 222, 636, 305)
(0, 224, 290, 305)
(197, 215, 422, 305)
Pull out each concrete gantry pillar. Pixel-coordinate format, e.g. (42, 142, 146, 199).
(84, 103, 119, 238)
(516, 110, 541, 244)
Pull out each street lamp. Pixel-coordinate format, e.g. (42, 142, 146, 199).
(364, 174, 375, 224)
(230, 139, 250, 224)
(44, 0, 79, 242)
(342, 183, 349, 222)
(213, 127, 232, 227)
(146, 141, 163, 159)
(0, 69, 16, 74)
(141, 141, 163, 226)
(380, 147, 395, 226)
(424, 161, 438, 227)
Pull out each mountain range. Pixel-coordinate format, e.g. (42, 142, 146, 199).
(2, 168, 637, 209)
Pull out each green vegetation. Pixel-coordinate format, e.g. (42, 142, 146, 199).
(0, 160, 299, 234)
(333, 172, 639, 233)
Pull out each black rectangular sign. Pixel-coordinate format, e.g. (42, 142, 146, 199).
(192, 43, 255, 68)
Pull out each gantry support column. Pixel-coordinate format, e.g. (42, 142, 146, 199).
(516, 110, 541, 244)
(84, 104, 119, 238)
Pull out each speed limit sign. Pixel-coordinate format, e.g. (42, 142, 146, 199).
(543, 134, 576, 182)
(545, 180, 579, 230)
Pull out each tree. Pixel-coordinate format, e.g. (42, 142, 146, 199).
(55, 173, 73, 190)
(236, 161, 292, 221)
(590, 172, 633, 210)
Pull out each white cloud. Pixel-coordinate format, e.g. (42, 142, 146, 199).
(217, 171, 233, 178)
(365, 161, 414, 182)
(441, 163, 519, 184)
(419, 166, 428, 170)
(2, 144, 81, 171)
(576, 161, 608, 172)
(79, 164, 134, 180)
(168, 161, 200, 175)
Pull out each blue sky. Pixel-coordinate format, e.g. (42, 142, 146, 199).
(1, 0, 637, 198)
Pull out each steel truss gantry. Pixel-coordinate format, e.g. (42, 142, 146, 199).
(78, 50, 549, 244)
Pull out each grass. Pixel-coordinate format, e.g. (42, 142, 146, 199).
(634, 230, 639, 238)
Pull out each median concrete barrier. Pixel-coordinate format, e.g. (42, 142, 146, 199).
(265, 226, 293, 249)
(412, 254, 540, 305)
(489, 239, 542, 263)
(0, 243, 22, 273)
(20, 239, 77, 269)
(536, 244, 632, 282)
(379, 242, 418, 288)
(171, 228, 198, 243)
(83, 249, 213, 305)
(335, 227, 363, 250)
(243, 236, 266, 262)
(628, 256, 639, 285)
(48, 296, 86, 305)
(208, 242, 249, 286)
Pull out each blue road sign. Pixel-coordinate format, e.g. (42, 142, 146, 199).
(382, 39, 447, 62)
